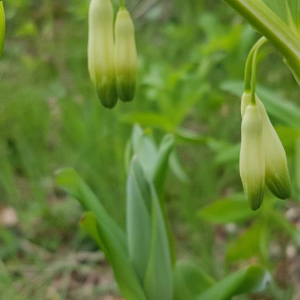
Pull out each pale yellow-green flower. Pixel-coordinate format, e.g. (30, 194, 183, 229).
(241, 92, 292, 200)
(88, 0, 117, 109)
(115, 7, 137, 102)
(240, 104, 265, 210)
(0, 1, 5, 59)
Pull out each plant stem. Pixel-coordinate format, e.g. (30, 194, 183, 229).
(250, 47, 259, 105)
(224, 0, 300, 85)
(248, 38, 267, 104)
(119, 0, 126, 9)
(244, 37, 267, 92)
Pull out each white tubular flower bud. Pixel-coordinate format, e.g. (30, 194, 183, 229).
(240, 104, 265, 210)
(241, 92, 292, 200)
(115, 7, 137, 102)
(88, 0, 118, 109)
(256, 98, 292, 199)
(241, 92, 251, 117)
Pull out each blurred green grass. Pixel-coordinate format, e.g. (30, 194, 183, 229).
(0, 0, 300, 299)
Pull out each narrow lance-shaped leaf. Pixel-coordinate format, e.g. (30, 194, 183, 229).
(151, 134, 176, 265)
(132, 125, 158, 178)
(55, 168, 127, 254)
(152, 134, 174, 197)
(56, 170, 147, 300)
(174, 261, 215, 300)
(144, 184, 173, 300)
(130, 127, 176, 265)
(198, 196, 257, 224)
(169, 150, 189, 182)
(81, 212, 147, 300)
(126, 158, 152, 282)
(226, 222, 270, 262)
(196, 265, 270, 300)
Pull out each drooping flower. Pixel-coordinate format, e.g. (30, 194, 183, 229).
(241, 92, 292, 199)
(240, 103, 265, 210)
(88, 0, 118, 109)
(115, 7, 137, 102)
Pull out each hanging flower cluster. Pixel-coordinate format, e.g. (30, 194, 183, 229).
(88, 0, 137, 109)
(240, 38, 292, 210)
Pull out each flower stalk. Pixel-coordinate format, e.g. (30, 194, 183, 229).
(240, 35, 292, 209)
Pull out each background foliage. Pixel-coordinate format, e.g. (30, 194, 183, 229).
(0, 0, 300, 299)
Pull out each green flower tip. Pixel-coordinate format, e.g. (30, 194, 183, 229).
(115, 8, 137, 103)
(88, 0, 118, 109)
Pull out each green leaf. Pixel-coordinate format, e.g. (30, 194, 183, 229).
(195, 265, 270, 300)
(169, 150, 189, 183)
(222, 81, 300, 129)
(214, 143, 240, 165)
(55, 168, 127, 254)
(152, 134, 174, 197)
(223, 0, 300, 84)
(171, 84, 209, 126)
(151, 135, 177, 266)
(122, 112, 174, 131)
(144, 184, 173, 300)
(127, 158, 152, 282)
(0, 2, 5, 59)
(80, 212, 147, 300)
(226, 222, 270, 261)
(132, 125, 158, 178)
(80, 212, 109, 258)
(174, 261, 215, 300)
(261, 0, 300, 34)
(175, 127, 209, 145)
(199, 196, 257, 224)
(129, 127, 177, 266)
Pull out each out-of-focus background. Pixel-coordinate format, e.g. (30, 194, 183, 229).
(1, 0, 300, 299)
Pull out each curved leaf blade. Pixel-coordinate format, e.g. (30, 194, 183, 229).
(127, 158, 152, 282)
(81, 212, 147, 300)
(152, 134, 174, 197)
(199, 196, 257, 224)
(55, 168, 127, 254)
(144, 184, 173, 300)
(174, 261, 215, 300)
(195, 265, 270, 300)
